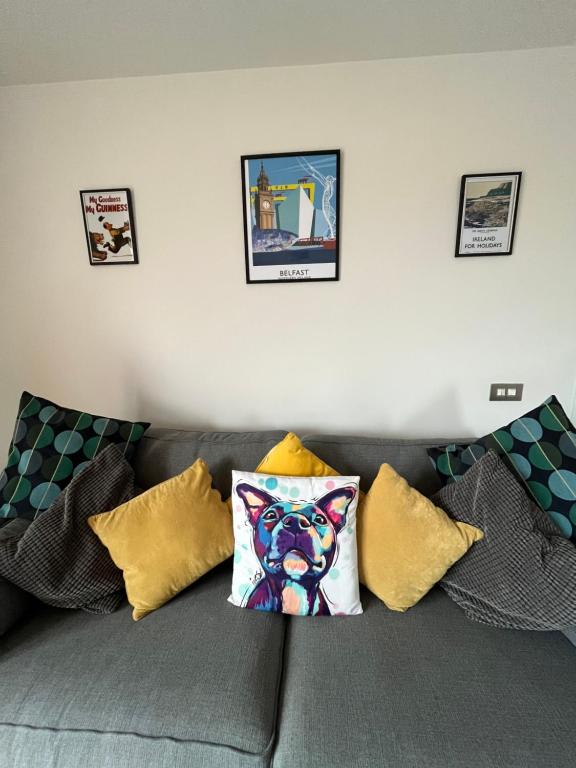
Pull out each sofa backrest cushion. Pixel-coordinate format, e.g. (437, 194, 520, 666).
(133, 429, 288, 496)
(133, 429, 471, 498)
(300, 434, 470, 496)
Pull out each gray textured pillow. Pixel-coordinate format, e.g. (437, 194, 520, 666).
(432, 450, 576, 631)
(0, 444, 134, 614)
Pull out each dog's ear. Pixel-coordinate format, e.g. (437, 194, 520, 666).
(235, 483, 278, 527)
(316, 486, 357, 532)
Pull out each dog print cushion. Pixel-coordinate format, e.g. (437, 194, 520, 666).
(229, 471, 362, 616)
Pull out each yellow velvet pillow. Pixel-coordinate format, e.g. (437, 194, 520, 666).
(255, 432, 339, 477)
(358, 464, 483, 611)
(88, 458, 234, 620)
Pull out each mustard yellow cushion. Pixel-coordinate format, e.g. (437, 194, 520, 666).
(358, 464, 483, 611)
(225, 432, 337, 512)
(255, 432, 339, 477)
(88, 459, 233, 620)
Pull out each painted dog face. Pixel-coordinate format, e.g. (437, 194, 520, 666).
(236, 483, 356, 582)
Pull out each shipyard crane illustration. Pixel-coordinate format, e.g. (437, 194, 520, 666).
(297, 157, 336, 239)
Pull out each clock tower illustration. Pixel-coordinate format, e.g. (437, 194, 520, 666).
(254, 163, 275, 229)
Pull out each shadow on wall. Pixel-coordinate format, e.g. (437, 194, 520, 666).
(134, 385, 476, 439)
(133, 388, 213, 433)
(395, 389, 474, 441)
(273, 390, 473, 441)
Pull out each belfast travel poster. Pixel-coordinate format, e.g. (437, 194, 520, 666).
(241, 150, 340, 283)
(455, 172, 522, 257)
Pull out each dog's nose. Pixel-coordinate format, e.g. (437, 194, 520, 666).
(282, 514, 310, 531)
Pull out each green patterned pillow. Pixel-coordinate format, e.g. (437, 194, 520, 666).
(0, 391, 150, 520)
(428, 396, 576, 541)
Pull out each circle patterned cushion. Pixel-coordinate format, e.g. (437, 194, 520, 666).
(428, 395, 576, 541)
(0, 391, 150, 520)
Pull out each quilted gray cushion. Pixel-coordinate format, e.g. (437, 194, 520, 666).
(0, 444, 134, 613)
(433, 450, 576, 630)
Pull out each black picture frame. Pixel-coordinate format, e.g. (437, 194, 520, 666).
(455, 172, 522, 257)
(80, 187, 139, 266)
(241, 150, 341, 284)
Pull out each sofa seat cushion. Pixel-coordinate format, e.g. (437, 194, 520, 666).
(0, 565, 285, 762)
(273, 587, 576, 768)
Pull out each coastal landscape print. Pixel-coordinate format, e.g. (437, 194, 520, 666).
(456, 172, 521, 257)
(242, 150, 340, 283)
(464, 179, 513, 228)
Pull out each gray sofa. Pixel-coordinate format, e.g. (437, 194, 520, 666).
(1, 428, 575, 768)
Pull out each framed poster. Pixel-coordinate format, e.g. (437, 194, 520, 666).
(455, 172, 522, 257)
(80, 188, 138, 265)
(241, 150, 340, 283)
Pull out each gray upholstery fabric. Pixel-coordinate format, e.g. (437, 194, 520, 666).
(133, 429, 464, 497)
(0, 576, 36, 638)
(0, 727, 272, 768)
(0, 520, 37, 636)
(273, 587, 576, 768)
(2, 428, 574, 767)
(0, 565, 285, 767)
(134, 429, 288, 495)
(563, 626, 576, 646)
(300, 433, 468, 495)
(433, 451, 576, 631)
(0, 445, 134, 614)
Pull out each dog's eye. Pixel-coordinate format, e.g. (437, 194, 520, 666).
(314, 513, 328, 525)
(263, 511, 277, 521)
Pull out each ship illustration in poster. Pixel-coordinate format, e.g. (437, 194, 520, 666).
(242, 150, 340, 283)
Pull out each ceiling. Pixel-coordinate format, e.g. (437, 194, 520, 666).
(1, 0, 575, 86)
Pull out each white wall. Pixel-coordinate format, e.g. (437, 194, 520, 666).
(0, 47, 575, 451)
